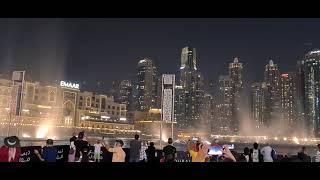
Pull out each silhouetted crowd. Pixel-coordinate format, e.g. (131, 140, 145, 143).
(1, 132, 320, 162)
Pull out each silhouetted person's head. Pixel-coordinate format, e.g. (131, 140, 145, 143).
(244, 147, 250, 155)
(78, 131, 84, 140)
(253, 142, 258, 149)
(301, 146, 306, 153)
(318, 144, 320, 150)
(168, 138, 173, 145)
(134, 134, 139, 140)
(46, 139, 54, 146)
(116, 140, 124, 147)
(150, 142, 155, 147)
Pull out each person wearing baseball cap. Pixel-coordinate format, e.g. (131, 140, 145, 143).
(0, 136, 21, 162)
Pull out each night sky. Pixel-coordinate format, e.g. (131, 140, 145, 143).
(0, 18, 320, 92)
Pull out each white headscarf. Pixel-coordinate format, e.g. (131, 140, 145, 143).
(8, 147, 16, 162)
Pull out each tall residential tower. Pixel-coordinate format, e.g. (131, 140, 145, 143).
(136, 58, 157, 111)
(216, 75, 233, 134)
(229, 57, 244, 134)
(280, 72, 298, 132)
(264, 60, 281, 126)
(176, 46, 204, 130)
(251, 82, 267, 129)
(303, 50, 320, 137)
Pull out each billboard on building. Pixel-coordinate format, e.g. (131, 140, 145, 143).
(161, 74, 175, 122)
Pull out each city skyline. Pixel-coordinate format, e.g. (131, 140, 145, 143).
(0, 19, 320, 91)
(1, 19, 320, 138)
(2, 18, 320, 166)
(1, 48, 320, 139)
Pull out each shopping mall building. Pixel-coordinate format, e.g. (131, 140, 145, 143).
(0, 75, 138, 138)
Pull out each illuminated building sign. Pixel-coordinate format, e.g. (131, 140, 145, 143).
(60, 81, 79, 89)
(138, 59, 146, 64)
(161, 74, 175, 122)
(309, 50, 320, 55)
(281, 73, 289, 78)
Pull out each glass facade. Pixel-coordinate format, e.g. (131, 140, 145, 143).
(136, 58, 157, 111)
(304, 50, 320, 137)
(229, 57, 244, 134)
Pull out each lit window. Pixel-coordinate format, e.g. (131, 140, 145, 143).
(49, 91, 55, 102)
(86, 97, 91, 107)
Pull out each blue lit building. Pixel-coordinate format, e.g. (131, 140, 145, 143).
(303, 50, 320, 137)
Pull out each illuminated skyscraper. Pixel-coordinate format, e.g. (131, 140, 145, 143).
(176, 46, 204, 129)
(280, 72, 297, 132)
(229, 57, 244, 134)
(296, 60, 306, 129)
(179, 47, 198, 90)
(136, 58, 157, 111)
(155, 76, 162, 109)
(251, 82, 267, 129)
(264, 60, 281, 126)
(303, 50, 320, 137)
(191, 71, 205, 128)
(174, 85, 186, 128)
(229, 57, 244, 91)
(216, 75, 233, 134)
(119, 80, 133, 111)
(201, 93, 215, 133)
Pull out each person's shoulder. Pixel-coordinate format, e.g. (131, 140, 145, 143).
(44, 146, 55, 151)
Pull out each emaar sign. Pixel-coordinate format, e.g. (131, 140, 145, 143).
(60, 81, 79, 89)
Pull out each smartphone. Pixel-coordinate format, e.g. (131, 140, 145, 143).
(192, 137, 199, 141)
(208, 146, 223, 155)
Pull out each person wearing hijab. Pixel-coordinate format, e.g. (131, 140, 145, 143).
(0, 136, 21, 162)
